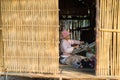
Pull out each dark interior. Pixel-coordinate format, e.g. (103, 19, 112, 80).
(59, 0, 96, 43)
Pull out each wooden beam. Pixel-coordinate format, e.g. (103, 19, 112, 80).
(0, 72, 120, 79)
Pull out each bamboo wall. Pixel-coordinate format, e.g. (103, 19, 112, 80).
(96, 0, 120, 76)
(0, 0, 59, 74)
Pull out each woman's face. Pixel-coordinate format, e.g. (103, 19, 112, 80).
(65, 35, 70, 40)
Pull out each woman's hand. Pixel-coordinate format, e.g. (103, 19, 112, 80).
(73, 45, 79, 49)
(80, 41, 84, 44)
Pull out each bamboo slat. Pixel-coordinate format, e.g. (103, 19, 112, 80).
(118, 0, 120, 76)
(1, 0, 59, 74)
(112, 0, 116, 76)
(100, 0, 104, 75)
(115, 0, 119, 76)
(109, 0, 114, 76)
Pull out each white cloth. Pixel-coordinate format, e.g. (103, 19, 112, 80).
(86, 52, 94, 59)
(60, 39, 80, 56)
(60, 39, 86, 65)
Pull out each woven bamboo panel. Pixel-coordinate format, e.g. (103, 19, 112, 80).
(1, 0, 59, 74)
(96, 0, 120, 76)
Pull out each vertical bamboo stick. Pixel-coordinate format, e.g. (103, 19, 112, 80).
(20, 7, 22, 72)
(112, 0, 117, 76)
(41, 0, 44, 73)
(39, 0, 41, 73)
(96, 0, 99, 76)
(112, 0, 115, 76)
(100, 0, 103, 76)
(31, 0, 34, 72)
(103, 0, 107, 75)
(97, 0, 101, 76)
(24, 16, 26, 72)
(15, 25, 17, 72)
(113, 0, 117, 75)
(116, 0, 119, 76)
(18, 17, 19, 72)
(113, 0, 116, 76)
(35, 2, 38, 72)
(95, 0, 100, 75)
(104, 0, 110, 76)
(7, 12, 9, 72)
(34, 1, 37, 72)
(116, 3, 119, 76)
(46, 0, 50, 73)
(46, 0, 49, 73)
(43, 0, 46, 73)
(37, 26, 39, 72)
(53, 0, 55, 73)
(102, 0, 106, 75)
(48, 3, 50, 73)
(105, 0, 112, 76)
(56, 0, 59, 73)
(40, 0, 42, 73)
(100, 0, 104, 76)
(109, 0, 113, 76)
(108, 0, 113, 76)
(118, 0, 120, 76)
(105, 0, 109, 76)
(55, 0, 58, 73)
(44, 0, 47, 73)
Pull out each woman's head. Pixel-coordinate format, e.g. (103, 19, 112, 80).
(61, 30, 70, 40)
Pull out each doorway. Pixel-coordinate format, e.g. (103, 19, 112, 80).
(59, 0, 96, 75)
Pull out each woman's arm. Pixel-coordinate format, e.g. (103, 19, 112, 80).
(61, 42, 74, 54)
(68, 40, 84, 45)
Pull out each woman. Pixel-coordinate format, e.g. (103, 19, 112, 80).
(60, 30, 86, 66)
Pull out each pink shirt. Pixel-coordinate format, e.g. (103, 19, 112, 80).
(60, 39, 80, 57)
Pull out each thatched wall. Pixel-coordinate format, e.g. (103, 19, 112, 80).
(0, 0, 59, 74)
(96, 0, 120, 76)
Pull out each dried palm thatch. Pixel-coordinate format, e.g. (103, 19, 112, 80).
(96, 0, 120, 76)
(0, 0, 59, 74)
